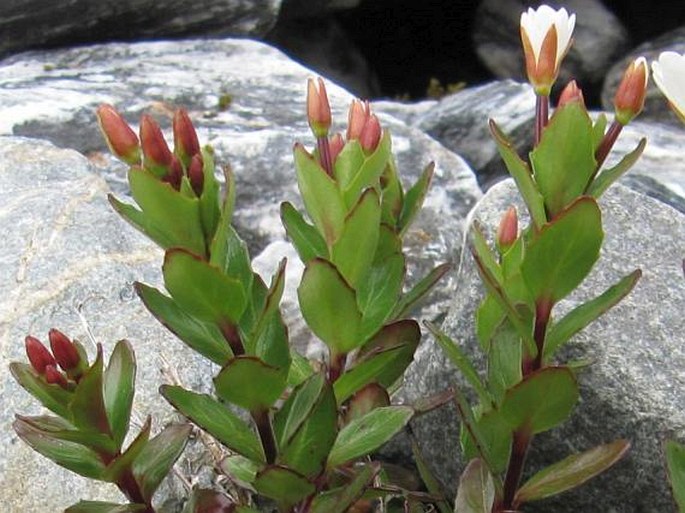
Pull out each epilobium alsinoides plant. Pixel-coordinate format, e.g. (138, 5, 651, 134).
(425, 5, 650, 512)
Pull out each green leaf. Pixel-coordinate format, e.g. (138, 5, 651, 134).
(391, 262, 451, 319)
(70, 346, 111, 435)
(298, 258, 362, 354)
(487, 321, 522, 406)
(209, 224, 253, 296)
(521, 197, 603, 304)
(161, 385, 264, 462)
(461, 409, 512, 474)
(13, 416, 106, 479)
(198, 146, 222, 243)
(489, 119, 546, 228)
(310, 462, 380, 513)
(65, 502, 147, 513)
(131, 423, 192, 503)
(471, 223, 502, 283)
(277, 379, 338, 478)
(425, 322, 492, 407)
(475, 295, 505, 351)
(334, 345, 403, 403)
(294, 144, 346, 245)
(274, 372, 325, 447)
(254, 465, 315, 507)
(103, 340, 135, 448)
(530, 102, 596, 216)
(452, 387, 497, 475)
(500, 367, 578, 434)
(357, 253, 405, 339)
(398, 162, 434, 236)
(374, 224, 402, 263)
(588, 138, 646, 198)
(102, 417, 151, 483)
(14, 415, 117, 455)
(287, 351, 314, 387)
(356, 319, 421, 389)
(454, 458, 495, 513)
(220, 454, 260, 488)
(333, 139, 365, 189)
(343, 130, 392, 208)
(591, 113, 608, 151)
(108, 195, 175, 253)
(127, 166, 206, 256)
(667, 440, 685, 512)
(408, 432, 451, 513)
(332, 188, 381, 288)
(380, 158, 403, 227)
(163, 248, 247, 324)
(9, 362, 72, 419)
(136, 282, 232, 365)
(214, 356, 286, 411)
(544, 270, 641, 360)
(328, 406, 413, 467)
(182, 489, 236, 513)
(515, 439, 630, 504)
(280, 202, 327, 263)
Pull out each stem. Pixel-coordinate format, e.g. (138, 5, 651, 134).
(317, 136, 333, 177)
(501, 429, 532, 510)
(532, 297, 553, 371)
(328, 351, 346, 383)
(534, 95, 549, 146)
(220, 320, 244, 356)
(253, 408, 277, 464)
(594, 120, 623, 174)
(118, 468, 155, 512)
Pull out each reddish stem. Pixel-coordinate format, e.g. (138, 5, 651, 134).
(317, 136, 333, 177)
(532, 297, 554, 370)
(534, 95, 549, 147)
(501, 428, 532, 510)
(252, 408, 277, 464)
(594, 120, 623, 175)
(219, 320, 244, 356)
(328, 351, 346, 383)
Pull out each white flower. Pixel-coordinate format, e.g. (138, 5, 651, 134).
(520, 5, 576, 95)
(651, 51, 685, 123)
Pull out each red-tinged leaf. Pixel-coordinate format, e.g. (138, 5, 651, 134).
(131, 423, 192, 503)
(102, 417, 151, 483)
(254, 465, 315, 507)
(214, 356, 287, 411)
(334, 345, 402, 403)
(104, 340, 136, 449)
(391, 262, 450, 319)
(65, 501, 147, 513)
(515, 440, 630, 504)
(10, 362, 72, 419)
(310, 462, 380, 513)
(454, 458, 496, 513)
(15, 414, 117, 455)
(13, 416, 106, 479)
(70, 345, 111, 436)
(280, 201, 327, 263)
(182, 489, 237, 513)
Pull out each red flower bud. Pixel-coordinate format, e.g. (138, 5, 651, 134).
(614, 57, 648, 125)
(48, 329, 81, 371)
(96, 104, 141, 165)
(163, 155, 183, 190)
(359, 114, 382, 153)
(329, 133, 345, 164)
(558, 80, 584, 108)
(25, 336, 56, 374)
(188, 153, 204, 197)
(173, 109, 200, 167)
(140, 114, 173, 174)
(497, 206, 518, 251)
(307, 77, 332, 138)
(44, 365, 68, 388)
(346, 99, 369, 141)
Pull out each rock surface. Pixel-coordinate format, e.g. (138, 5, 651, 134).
(0, 0, 280, 59)
(473, 0, 629, 96)
(0, 39, 481, 510)
(403, 179, 685, 512)
(602, 26, 685, 126)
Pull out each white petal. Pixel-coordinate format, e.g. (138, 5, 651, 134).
(652, 51, 685, 117)
(520, 4, 576, 65)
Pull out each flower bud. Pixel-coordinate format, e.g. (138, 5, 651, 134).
(25, 336, 56, 374)
(558, 80, 584, 108)
(329, 133, 345, 164)
(346, 99, 369, 141)
(96, 104, 141, 165)
(173, 109, 200, 167)
(520, 5, 575, 95)
(140, 114, 173, 175)
(188, 153, 204, 197)
(307, 77, 332, 138)
(496, 206, 518, 252)
(359, 113, 382, 153)
(614, 57, 648, 125)
(44, 365, 68, 388)
(163, 155, 184, 190)
(48, 329, 81, 372)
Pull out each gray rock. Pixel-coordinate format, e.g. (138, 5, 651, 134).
(473, 0, 629, 94)
(0, 39, 482, 510)
(0, 0, 280, 59)
(403, 179, 685, 512)
(602, 27, 685, 127)
(413, 80, 535, 189)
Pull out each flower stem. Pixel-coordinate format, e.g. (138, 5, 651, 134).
(501, 428, 532, 510)
(534, 95, 549, 146)
(593, 120, 623, 174)
(220, 320, 244, 356)
(253, 408, 277, 464)
(317, 136, 333, 177)
(328, 351, 346, 383)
